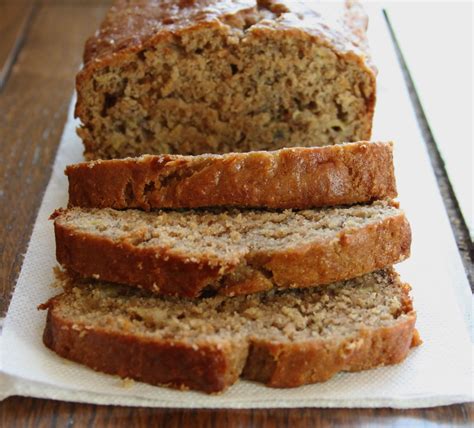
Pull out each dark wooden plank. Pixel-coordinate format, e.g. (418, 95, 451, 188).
(0, 0, 36, 89)
(0, 1, 110, 317)
(0, 397, 472, 427)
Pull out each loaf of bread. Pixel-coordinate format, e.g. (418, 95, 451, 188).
(76, 0, 376, 159)
(52, 201, 411, 297)
(66, 142, 396, 210)
(40, 268, 420, 393)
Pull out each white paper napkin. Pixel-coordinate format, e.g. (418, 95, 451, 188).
(0, 7, 472, 408)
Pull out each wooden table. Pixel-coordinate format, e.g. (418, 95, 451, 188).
(0, 1, 472, 426)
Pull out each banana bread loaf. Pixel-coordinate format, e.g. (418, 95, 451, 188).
(52, 201, 411, 297)
(40, 268, 420, 393)
(66, 142, 396, 210)
(76, 0, 376, 159)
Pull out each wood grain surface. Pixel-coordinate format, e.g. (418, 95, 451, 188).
(0, 0, 36, 88)
(0, 0, 109, 317)
(0, 1, 471, 426)
(0, 397, 473, 428)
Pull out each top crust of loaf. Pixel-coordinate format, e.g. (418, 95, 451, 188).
(75, 0, 377, 159)
(81, 0, 374, 71)
(65, 142, 397, 210)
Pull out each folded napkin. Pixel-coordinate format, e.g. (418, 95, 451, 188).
(0, 8, 472, 408)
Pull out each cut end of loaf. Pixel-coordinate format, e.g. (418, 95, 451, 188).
(75, 1, 376, 159)
(41, 268, 418, 393)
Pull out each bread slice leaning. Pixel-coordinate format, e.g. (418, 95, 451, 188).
(66, 142, 396, 210)
(52, 201, 411, 298)
(40, 268, 420, 393)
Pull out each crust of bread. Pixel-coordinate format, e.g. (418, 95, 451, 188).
(41, 278, 418, 393)
(75, 1, 376, 159)
(66, 142, 397, 210)
(243, 317, 417, 387)
(79, 0, 374, 68)
(76, 0, 376, 109)
(42, 307, 248, 393)
(53, 207, 411, 298)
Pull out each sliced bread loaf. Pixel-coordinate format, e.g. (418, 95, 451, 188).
(76, 0, 376, 159)
(52, 201, 411, 297)
(66, 142, 396, 210)
(40, 268, 420, 393)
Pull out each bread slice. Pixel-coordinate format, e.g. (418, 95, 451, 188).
(52, 201, 411, 297)
(66, 142, 396, 210)
(40, 268, 420, 393)
(75, 0, 376, 159)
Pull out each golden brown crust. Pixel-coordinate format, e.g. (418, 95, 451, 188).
(53, 208, 411, 298)
(53, 223, 225, 298)
(250, 213, 412, 292)
(74, 1, 377, 159)
(43, 308, 248, 393)
(41, 275, 419, 393)
(66, 142, 397, 210)
(243, 317, 417, 387)
(79, 0, 374, 73)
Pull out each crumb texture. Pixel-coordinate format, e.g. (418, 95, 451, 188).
(53, 201, 411, 297)
(51, 269, 412, 342)
(57, 202, 401, 259)
(42, 269, 418, 392)
(76, 0, 376, 159)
